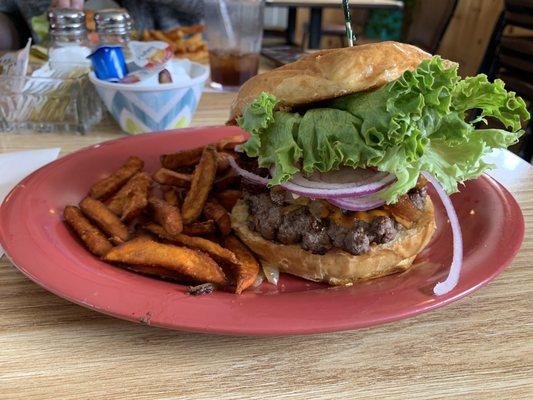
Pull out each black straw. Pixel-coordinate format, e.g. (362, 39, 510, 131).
(342, 0, 355, 46)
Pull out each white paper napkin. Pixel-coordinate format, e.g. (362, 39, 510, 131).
(0, 148, 61, 259)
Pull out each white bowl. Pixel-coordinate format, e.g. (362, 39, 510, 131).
(89, 59, 209, 134)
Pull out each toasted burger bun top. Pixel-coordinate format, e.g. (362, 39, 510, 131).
(229, 41, 432, 122)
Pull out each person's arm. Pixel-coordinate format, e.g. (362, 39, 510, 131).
(50, 0, 84, 9)
(0, 12, 21, 50)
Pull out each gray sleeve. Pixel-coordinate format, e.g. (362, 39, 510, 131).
(0, 0, 18, 13)
(1, 0, 51, 44)
(143, 0, 204, 18)
(122, 0, 204, 31)
(11, 0, 50, 21)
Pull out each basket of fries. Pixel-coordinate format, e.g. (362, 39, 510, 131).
(141, 25, 208, 62)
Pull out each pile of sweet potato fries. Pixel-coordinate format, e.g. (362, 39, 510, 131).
(63, 135, 259, 295)
(141, 25, 208, 61)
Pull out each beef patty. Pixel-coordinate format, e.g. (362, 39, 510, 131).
(243, 185, 427, 256)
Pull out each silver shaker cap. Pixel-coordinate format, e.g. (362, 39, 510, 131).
(94, 8, 133, 35)
(48, 8, 86, 35)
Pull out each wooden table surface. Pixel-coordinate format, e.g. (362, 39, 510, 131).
(0, 92, 532, 399)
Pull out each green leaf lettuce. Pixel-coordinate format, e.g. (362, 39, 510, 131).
(238, 56, 530, 203)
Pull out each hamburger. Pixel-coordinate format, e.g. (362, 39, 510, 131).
(227, 42, 529, 294)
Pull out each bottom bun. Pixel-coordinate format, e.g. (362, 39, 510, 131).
(230, 197, 436, 285)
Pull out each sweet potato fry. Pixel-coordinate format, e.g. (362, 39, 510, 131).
(182, 220, 217, 236)
(185, 33, 203, 49)
(214, 169, 240, 191)
(162, 187, 180, 207)
(142, 29, 152, 41)
(79, 197, 130, 244)
(146, 26, 207, 59)
(150, 29, 172, 44)
(114, 236, 187, 279)
(149, 196, 183, 235)
(181, 146, 217, 224)
(216, 134, 247, 151)
(152, 168, 192, 188)
(215, 189, 242, 211)
(108, 172, 152, 216)
(89, 156, 144, 200)
(180, 48, 208, 61)
(166, 29, 183, 41)
(63, 206, 113, 256)
(216, 152, 231, 174)
(173, 40, 186, 54)
(104, 238, 227, 284)
(121, 173, 152, 222)
(172, 25, 204, 35)
(160, 147, 203, 170)
(203, 198, 231, 236)
(145, 223, 238, 266)
(171, 166, 195, 174)
(224, 235, 260, 294)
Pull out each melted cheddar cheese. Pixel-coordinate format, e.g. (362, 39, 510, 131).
(325, 202, 391, 228)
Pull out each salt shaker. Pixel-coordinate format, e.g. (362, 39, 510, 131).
(47, 8, 91, 65)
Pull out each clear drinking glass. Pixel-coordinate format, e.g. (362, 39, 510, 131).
(204, 0, 264, 91)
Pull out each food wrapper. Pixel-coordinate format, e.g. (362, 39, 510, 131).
(123, 59, 193, 88)
(119, 40, 174, 84)
(0, 38, 32, 92)
(0, 38, 31, 77)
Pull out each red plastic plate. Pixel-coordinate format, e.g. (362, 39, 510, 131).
(0, 126, 525, 335)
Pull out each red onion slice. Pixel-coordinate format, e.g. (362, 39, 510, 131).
(422, 171, 463, 296)
(280, 176, 395, 199)
(229, 156, 396, 200)
(290, 167, 390, 189)
(271, 167, 396, 199)
(328, 194, 386, 211)
(262, 263, 280, 285)
(228, 156, 269, 186)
